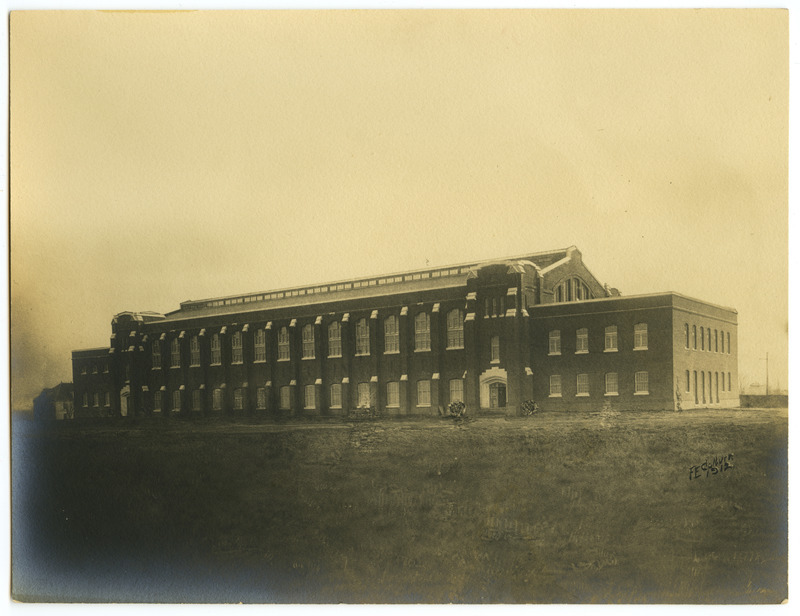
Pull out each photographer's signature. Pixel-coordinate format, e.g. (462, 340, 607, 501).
(689, 454, 734, 480)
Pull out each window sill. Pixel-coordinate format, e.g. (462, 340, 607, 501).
(210, 363, 222, 367)
(414, 349, 431, 353)
(490, 359, 500, 365)
(386, 404, 400, 409)
(575, 350, 588, 355)
(416, 404, 431, 408)
(633, 347, 648, 351)
(634, 392, 649, 396)
(354, 353, 370, 357)
(330, 405, 342, 409)
(446, 346, 465, 351)
(253, 359, 266, 364)
(231, 361, 244, 365)
(604, 349, 618, 353)
(384, 350, 400, 355)
(301, 356, 315, 361)
(576, 393, 590, 397)
(277, 358, 290, 363)
(151, 367, 161, 371)
(604, 392, 619, 397)
(548, 394, 562, 398)
(190, 363, 201, 368)
(328, 354, 342, 359)
(548, 352, 561, 356)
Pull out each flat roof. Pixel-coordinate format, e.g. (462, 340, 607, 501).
(527, 291, 737, 314)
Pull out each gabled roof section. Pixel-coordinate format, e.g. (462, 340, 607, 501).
(161, 246, 573, 322)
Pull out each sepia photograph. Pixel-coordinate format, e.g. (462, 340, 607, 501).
(7, 6, 789, 605)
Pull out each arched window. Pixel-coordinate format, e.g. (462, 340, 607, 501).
(604, 373, 618, 396)
(233, 388, 244, 410)
(355, 318, 370, 355)
(416, 380, 431, 407)
(727, 332, 731, 354)
(193, 389, 203, 411)
(548, 330, 561, 355)
(278, 327, 290, 361)
(211, 334, 221, 365)
(302, 324, 315, 359)
(231, 331, 243, 364)
(707, 329, 712, 352)
(446, 309, 464, 349)
(576, 328, 588, 353)
(415, 312, 430, 351)
(384, 315, 399, 353)
(172, 390, 181, 412)
(154, 391, 162, 411)
(449, 379, 464, 403)
(256, 387, 267, 410)
(692, 325, 697, 349)
(212, 388, 223, 411)
(604, 326, 618, 351)
(330, 383, 342, 408)
(279, 386, 291, 410)
(328, 321, 342, 357)
(700, 327, 705, 351)
(684, 323, 690, 349)
(714, 329, 719, 352)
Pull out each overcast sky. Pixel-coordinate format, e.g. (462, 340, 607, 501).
(9, 9, 787, 409)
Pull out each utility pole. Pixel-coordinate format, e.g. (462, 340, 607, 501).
(760, 352, 769, 396)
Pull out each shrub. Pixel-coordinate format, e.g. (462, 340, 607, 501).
(447, 400, 466, 418)
(520, 399, 539, 416)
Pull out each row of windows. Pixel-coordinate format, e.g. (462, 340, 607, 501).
(548, 324, 647, 355)
(549, 372, 649, 397)
(684, 324, 731, 354)
(81, 391, 111, 407)
(79, 362, 109, 375)
(157, 379, 466, 412)
(151, 310, 466, 368)
(684, 370, 732, 404)
(197, 267, 470, 310)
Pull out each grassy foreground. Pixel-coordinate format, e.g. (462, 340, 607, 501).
(11, 407, 787, 603)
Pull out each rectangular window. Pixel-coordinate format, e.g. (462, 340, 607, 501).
(549, 330, 561, 355)
(605, 373, 618, 396)
(172, 390, 181, 412)
(330, 383, 342, 409)
(93, 392, 100, 407)
(491, 335, 500, 362)
(685, 370, 691, 392)
(256, 387, 267, 409)
(414, 313, 431, 351)
(232, 331, 243, 364)
(449, 379, 464, 403)
(328, 322, 342, 357)
(302, 325, 315, 359)
(446, 309, 464, 349)
(280, 386, 291, 410)
(154, 391, 162, 411)
(278, 327, 290, 361)
(727, 332, 731, 354)
(728, 372, 731, 391)
(634, 323, 648, 350)
(104, 391, 110, 407)
(386, 381, 399, 407)
(212, 388, 223, 411)
(707, 329, 712, 352)
(384, 316, 399, 353)
(634, 371, 649, 395)
(715, 372, 719, 403)
(604, 326, 618, 352)
(417, 380, 431, 407)
(700, 327, 705, 351)
(254, 329, 266, 362)
(576, 373, 589, 396)
(152, 341, 161, 368)
(171, 338, 181, 367)
(190, 335, 201, 366)
(684, 323, 690, 349)
(81, 365, 87, 375)
(693, 325, 697, 350)
(355, 319, 370, 355)
(193, 389, 202, 411)
(233, 388, 244, 410)
(211, 334, 221, 365)
(575, 328, 588, 353)
(304, 384, 316, 409)
(357, 382, 371, 407)
(549, 375, 562, 397)
(714, 330, 719, 353)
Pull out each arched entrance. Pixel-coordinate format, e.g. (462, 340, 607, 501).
(480, 367, 508, 410)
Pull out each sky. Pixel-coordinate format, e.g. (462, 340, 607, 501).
(8, 9, 788, 410)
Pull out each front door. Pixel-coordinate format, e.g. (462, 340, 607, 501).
(489, 383, 506, 408)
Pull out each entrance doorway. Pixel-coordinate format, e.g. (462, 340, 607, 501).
(489, 382, 506, 408)
(119, 385, 130, 417)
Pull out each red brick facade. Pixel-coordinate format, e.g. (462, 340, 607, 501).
(72, 247, 738, 417)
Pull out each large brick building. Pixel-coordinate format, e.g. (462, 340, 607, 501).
(71, 246, 738, 418)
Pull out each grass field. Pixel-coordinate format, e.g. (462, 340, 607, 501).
(11, 407, 787, 603)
